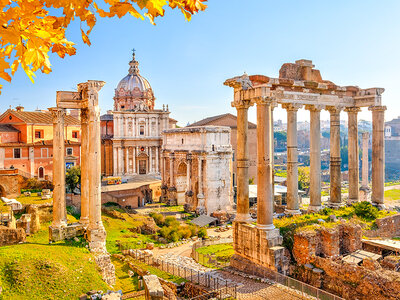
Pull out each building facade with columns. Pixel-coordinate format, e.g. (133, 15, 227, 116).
(161, 126, 233, 215)
(100, 52, 177, 177)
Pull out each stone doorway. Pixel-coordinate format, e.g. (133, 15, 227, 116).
(176, 162, 187, 205)
(38, 167, 44, 179)
(139, 159, 147, 174)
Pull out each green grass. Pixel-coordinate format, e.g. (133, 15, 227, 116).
(0, 223, 108, 300)
(102, 209, 160, 254)
(195, 243, 234, 268)
(384, 189, 400, 202)
(16, 193, 53, 205)
(111, 257, 139, 293)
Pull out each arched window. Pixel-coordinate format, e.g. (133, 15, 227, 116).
(38, 167, 44, 179)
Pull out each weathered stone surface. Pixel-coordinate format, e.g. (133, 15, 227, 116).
(364, 214, 400, 238)
(143, 275, 164, 300)
(94, 252, 116, 286)
(0, 226, 25, 246)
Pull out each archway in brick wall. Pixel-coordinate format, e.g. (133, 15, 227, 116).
(0, 185, 5, 197)
(176, 162, 187, 205)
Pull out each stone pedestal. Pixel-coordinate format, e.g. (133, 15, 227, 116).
(167, 187, 177, 206)
(196, 194, 206, 215)
(231, 221, 288, 274)
(160, 185, 168, 203)
(49, 223, 85, 242)
(184, 190, 195, 212)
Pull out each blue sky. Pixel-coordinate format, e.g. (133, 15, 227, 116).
(1, 0, 400, 126)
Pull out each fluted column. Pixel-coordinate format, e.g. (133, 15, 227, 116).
(156, 147, 159, 173)
(369, 105, 387, 208)
(49, 107, 67, 227)
(80, 108, 89, 226)
(256, 98, 275, 230)
(345, 107, 361, 203)
(118, 147, 123, 175)
(306, 105, 323, 212)
(187, 153, 192, 191)
(149, 147, 153, 173)
(232, 100, 253, 223)
(283, 103, 302, 215)
(327, 106, 342, 207)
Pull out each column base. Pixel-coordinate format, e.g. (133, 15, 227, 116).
(327, 202, 345, 209)
(372, 202, 386, 210)
(235, 213, 254, 223)
(284, 209, 301, 215)
(87, 225, 107, 252)
(307, 205, 322, 213)
(257, 223, 276, 231)
(347, 198, 359, 205)
(79, 217, 89, 228)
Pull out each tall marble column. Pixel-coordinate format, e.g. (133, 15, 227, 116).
(256, 98, 275, 230)
(86, 81, 106, 249)
(283, 103, 302, 215)
(169, 152, 175, 187)
(118, 147, 123, 175)
(80, 108, 89, 226)
(346, 107, 361, 203)
(232, 100, 253, 222)
(149, 147, 153, 173)
(156, 147, 159, 173)
(50, 107, 67, 227)
(187, 153, 192, 191)
(327, 106, 342, 207)
(306, 105, 323, 212)
(369, 105, 387, 208)
(133, 147, 136, 174)
(361, 132, 370, 189)
(113, 147, 118, 175)
(125, 147, 129, 175)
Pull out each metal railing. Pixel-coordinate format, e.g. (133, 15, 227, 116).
(126, 250, 237, 299)
(191, 238, 233, 269)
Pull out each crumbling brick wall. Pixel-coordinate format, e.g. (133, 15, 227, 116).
(364, 214, 400, 238)
(0, 226, 25, 246)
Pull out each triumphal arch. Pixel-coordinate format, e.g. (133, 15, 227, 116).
(49, 80, 107, 251)
(224, 59, 386, 273)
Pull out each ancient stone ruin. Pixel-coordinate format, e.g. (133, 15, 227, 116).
(48, 80, 115, 285)
(224, 60, 387, 273)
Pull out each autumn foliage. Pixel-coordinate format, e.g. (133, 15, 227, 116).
(0, 0, 207, 92)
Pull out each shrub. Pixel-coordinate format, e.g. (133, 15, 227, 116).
(353, 201, 379, 221)
(164, 216, 180, 228)
(150, 213, 165, 226)
(26, 178, 42, 190)
(198, 227, 208, 239)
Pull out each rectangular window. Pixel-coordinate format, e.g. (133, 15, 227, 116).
(72, 131, 79, 139)
(41, 148, 48, 158)
(140, 126, 145, 136)
(66, 147, 73, 156)
(13, 148, 21, 159)
(35, 130, 43, 139)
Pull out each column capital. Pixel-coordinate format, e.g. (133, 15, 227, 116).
(231, 99, 253, 110)
(305, 104, 324, 112)
(368, 105, 387, 112)
(326, 105, 343, 114)
(344, 106, 361, 114)
(49, 107, 66, 123)
(254, 96, 273, 106)
(282, 103, 302, 111)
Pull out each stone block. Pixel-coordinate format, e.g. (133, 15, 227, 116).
(49, 223, 85, 242)
(143, 275, 164, 300)
(0, 227, 26, 246)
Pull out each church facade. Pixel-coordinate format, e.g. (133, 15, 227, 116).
(101, 52, 177, 177)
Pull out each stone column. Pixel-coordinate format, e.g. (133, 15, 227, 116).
(187, 154, 192, 191)
(256, 98, 275, 230)
(133, 147, 136, 174)
(361, 132, 370, 188)
(283, 103, 301, 215)
(168, 152, 177, 204)
(369, 105, 387, 208)
(125, 147, 129, 175)
(118, 147, 123, 175)
(49, 107, 67, 227)
(156, 147, 159, 173)
(306, 105, 323, 212)
(346, 107, 361, 203)
(327, 106, 342, 207)
(85, 81, 106, 250)
(80, 108, 89, 226)
(149, 147, 153, 173)
(232, 100, 253, 222)
(113, 147, 118, 175)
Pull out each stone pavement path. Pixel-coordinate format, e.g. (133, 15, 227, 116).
(156, 253, 304, 300)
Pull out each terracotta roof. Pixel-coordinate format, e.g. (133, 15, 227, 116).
(187, 113, 257, 129)
(0, 110, 80, 125)
(0, 124, 19, 132)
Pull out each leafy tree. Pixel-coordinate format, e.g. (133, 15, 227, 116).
(65, 166, 81, 193)
(0, 0, 207, 93)
(298, 166, 310, 191)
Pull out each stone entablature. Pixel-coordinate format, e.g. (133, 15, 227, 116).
(162, 126, 233, 215)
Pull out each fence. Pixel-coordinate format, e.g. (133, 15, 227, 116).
(191, 238, 233, 269)
(126, 249, 237, 300)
